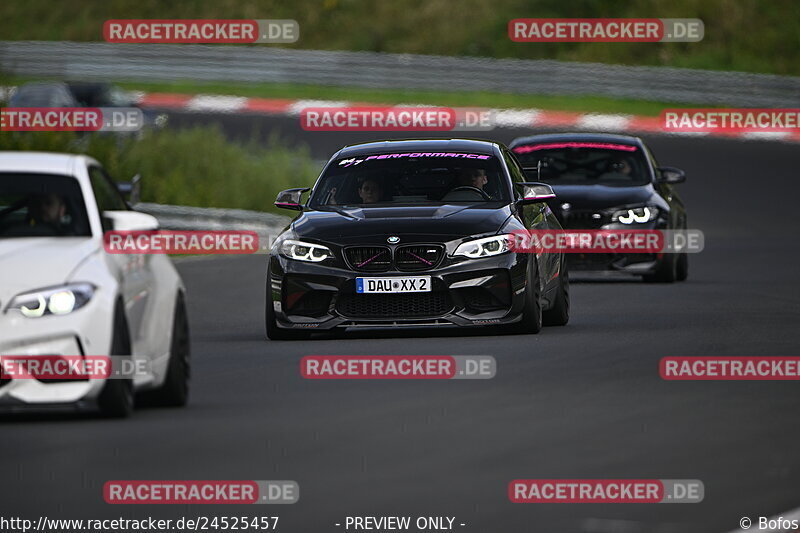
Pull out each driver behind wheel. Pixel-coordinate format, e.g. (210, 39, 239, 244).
(0, 193, 70, 237)
(357, 178, 384, 203)
(28, 193, 66, 225)
(457, 168, 488, 190)
(328, 177, 385, 205)
(440, 168, 491, 201)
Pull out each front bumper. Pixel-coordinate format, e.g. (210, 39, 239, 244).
(560, 219, 668, 275)
(268, 252, 530, 330)
(0, 298, 111, 407)
(568, 252, 659, 274)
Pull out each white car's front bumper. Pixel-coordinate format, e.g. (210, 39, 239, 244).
(0, 298, 113, 407)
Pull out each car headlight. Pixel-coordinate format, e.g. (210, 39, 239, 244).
(453, 234, 510, 259)
(7, 283, 96, 318)
(612, 206, 659, 224)
(280, 239, 333, 262)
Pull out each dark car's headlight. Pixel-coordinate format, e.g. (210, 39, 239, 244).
(453, 234, 510, 259)
(7, 283, 96, 318)
(280, 239, 334, 262)
(611, 206, 659, 224)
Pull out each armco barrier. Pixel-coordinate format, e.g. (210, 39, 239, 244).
(2, 41, 800, 106)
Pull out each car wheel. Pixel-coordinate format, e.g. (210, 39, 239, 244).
(543, 256, 570, 326)
(143, 292, 191, 407)
(97, 299, 134, 418)
(643, 253, 677, 283)
(265, 277, 307, 341)
(507, 258, 542, 334)
(676, 252, 689, 282)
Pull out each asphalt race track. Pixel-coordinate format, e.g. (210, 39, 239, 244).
(3, 113, 800, 533)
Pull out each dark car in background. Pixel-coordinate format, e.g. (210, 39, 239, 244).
(66, 82, 132, 108)
(67, 81, 167, 131)
(509, 133, 688, 283)
(6, 81, 166, 132)
(7, 81, 79, 107)
(266, 139, 570, 339)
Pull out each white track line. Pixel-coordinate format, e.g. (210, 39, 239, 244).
(186, 95, 248, 113)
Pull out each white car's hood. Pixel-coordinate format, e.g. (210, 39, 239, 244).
(0, 238, 99, 304)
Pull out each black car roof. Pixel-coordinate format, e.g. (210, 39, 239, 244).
(335, 139, 500, 159)
(509, 132, 643, 148)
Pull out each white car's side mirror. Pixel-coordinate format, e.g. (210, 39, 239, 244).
(104, 210, 159, 232)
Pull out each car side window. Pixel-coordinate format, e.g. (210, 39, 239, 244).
(503, 150, 526, 183)
(641, 145, 662, 182)
(502, 149, 527, 199)
(56, 87, 75, 107)
(88, 166, 127, 214)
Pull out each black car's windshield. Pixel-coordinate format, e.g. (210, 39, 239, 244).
(310, 152, 509, 207)
(512, 142, 650, 186)
(0, 173, 92, 238)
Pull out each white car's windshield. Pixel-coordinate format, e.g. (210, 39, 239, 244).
(0, 173, 91, 238)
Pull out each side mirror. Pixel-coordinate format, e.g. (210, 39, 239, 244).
(275, 187, 310, 211)
(104, 210, 159, 232)
(517, 182, 556, 204)
(117, 174, 141, 205)
(522, 160, 542, 180)
(657, 167, 686, 184)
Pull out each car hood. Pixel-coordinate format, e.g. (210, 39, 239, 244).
(0, 238, 98, 304)
(548, 184, 656, 210)
(291, 204, 512, 244)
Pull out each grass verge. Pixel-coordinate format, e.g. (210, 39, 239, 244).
(0, 127, 319, 213)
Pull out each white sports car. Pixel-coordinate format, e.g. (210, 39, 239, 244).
(0, 151, 189, 417)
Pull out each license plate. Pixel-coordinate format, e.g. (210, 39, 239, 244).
(356, 276, 431, 294)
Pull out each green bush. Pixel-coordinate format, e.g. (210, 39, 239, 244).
(1, 0, 799, 75)
(0, 127, 320, 213)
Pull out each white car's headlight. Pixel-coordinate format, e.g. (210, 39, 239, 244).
(280, 239, 333, 262)
(612, 206, 659, 224)
(453, 234, 510, 259)
(7, 283, 96, 318)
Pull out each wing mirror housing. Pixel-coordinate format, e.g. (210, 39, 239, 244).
(117, 173, 141, 206)
(517, 182, 556, 204)
(104, 210, 159, 232)
(275, 188, 311, 211)
(657, 167, 686, 184)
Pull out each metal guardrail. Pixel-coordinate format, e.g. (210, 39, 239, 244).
(1, 41, 799, 107)
(135, 203, 290, 238)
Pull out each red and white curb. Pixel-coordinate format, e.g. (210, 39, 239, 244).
(3, 86, 798, 143)
(129, 92, 800, 143)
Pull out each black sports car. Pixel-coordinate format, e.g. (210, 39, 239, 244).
(266, 139, 569, 339)
(509, 133, 689, 282)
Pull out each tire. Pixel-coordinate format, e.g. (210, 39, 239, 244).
(97, 300, 134, 418)
(144, 293, 191, 407)
(676, 252, 689, 282)
(265, 277, 307, 341)
(507, 257, 542, 335)
(643, 253, 677, 283)
(543, 256, 570, 326)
